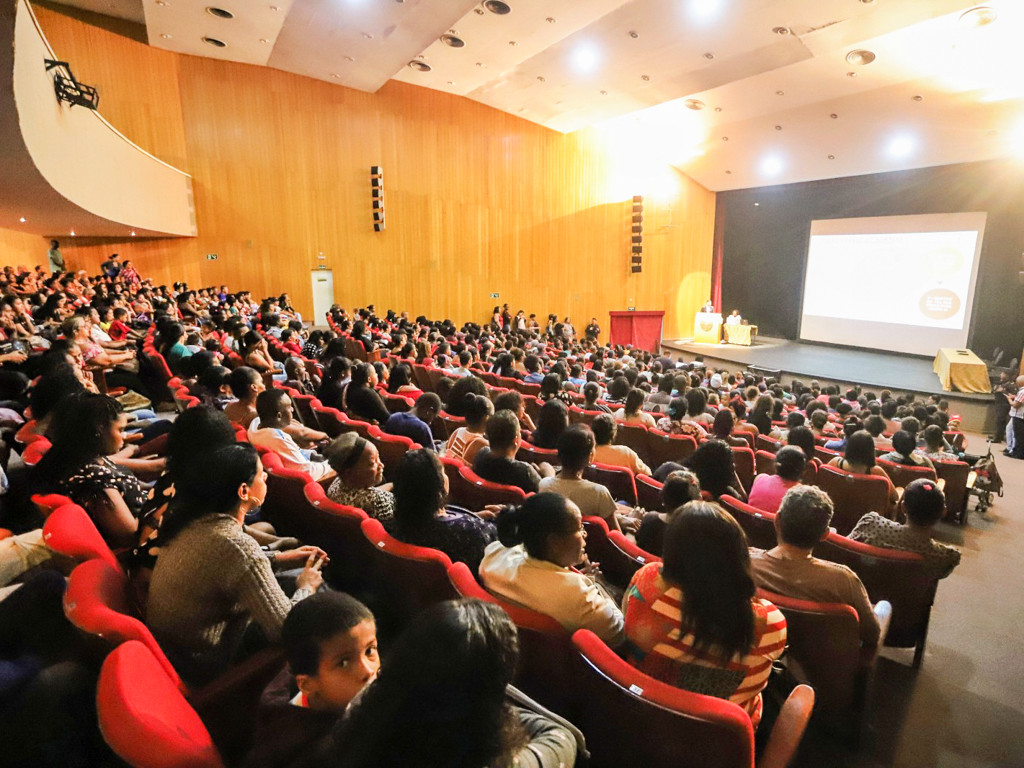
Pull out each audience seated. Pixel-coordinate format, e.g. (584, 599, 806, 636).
(445, 393, 493, 464)
(622, 501, 786, 728)
(389, 449, 496, 572)
(480, 493, 624, 646)
(224, 366, 265, 429)
(654, 396, 707, 439)
(322, 432, 394, 521)
(529, 399, 570, 450)
(747, 445, 806, 514)
(147, 443, 326, 685)
(614, 389, 657, 428)
(880, 430, 936, 470)
(634, 469, 701, 557)
(827, 430, 899, 504)
(749, 485, 881, 651)
(685, 439, 746, 502)
(473, 409, 554, 493)
(591, 414, 652, 477)
(382, 392, 440, 449)
(849, 478, 961, 579)
(248, 389, 332, 481)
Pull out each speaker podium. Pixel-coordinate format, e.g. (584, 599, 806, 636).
(694, 312, 723, 344)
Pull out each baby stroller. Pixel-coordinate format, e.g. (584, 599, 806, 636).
(970, 443, 1004, 514)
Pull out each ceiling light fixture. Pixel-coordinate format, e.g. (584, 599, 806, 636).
(759, 155, 784, 176)
(441, 34, 465, 47)
(703, 52, 714, 60)
(330, 73, 341, 78)
(772, 26, 790, 35)
(571, 43, 600, 74)
(160, 33, 171, 39)
(845, 49, 876, 66)
(830, 113, 838, 119)
(714, 106, 722, 112)
(725, 170, 731, 174)
(887, 134, 916, 159)
(640, 74, 650, 81)
(202, 36, 227, 47)
(690, 0, 723, 21)
(408, 60, 431, 72)
(344, 56, 354, 61)
(959, 6, 997, 28)
(362, 33, 373, 39)
(684, 99, 705, 110)
(722, 136, 729, 141)
(483, 1, 512, 15)
(600, 90, 608, 96)
(19, 217, 26, 223)
(846, 71, 857, 77)
(628, 30, 639, 39)
(546, 17, 555, 23)
(536, 76, 545, 82)
(775, 90, 784, 96)
(912, 94, 923, 102)
(774, 125, 782, 130)
(259, 38, 269, 44)
(828, 154, 835, 159)
(130, 231, 136, 236)
(70, 230, 76, 236)
(206, 7, 233, 19)
(155, 0, 167, 5)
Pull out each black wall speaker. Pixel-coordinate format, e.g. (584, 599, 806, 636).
(370, 166, 384, 232)
(631, 195, 643, 273)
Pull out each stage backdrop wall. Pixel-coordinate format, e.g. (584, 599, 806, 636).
(8, 4, 715, 339)
(715, 160, 1024, 358)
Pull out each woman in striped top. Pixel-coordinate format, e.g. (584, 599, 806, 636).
(622, 501, 786, 728)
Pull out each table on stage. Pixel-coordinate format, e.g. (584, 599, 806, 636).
(723, 324, 758, 346)
(933, 348, 989, 393)
(693, 312, 722, 344)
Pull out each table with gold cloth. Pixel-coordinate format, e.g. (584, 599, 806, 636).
(933, 348, 989, 393)
(723, 324, 758, 346)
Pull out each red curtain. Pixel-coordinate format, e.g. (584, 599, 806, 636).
(710, 239, 723, 312)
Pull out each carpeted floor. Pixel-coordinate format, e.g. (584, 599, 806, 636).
(793, 432, 1024, 768)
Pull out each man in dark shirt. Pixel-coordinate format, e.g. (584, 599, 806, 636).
(585, 318, 600, 341)
(382, 392, 440, 449)
(472, 409, 554, 493)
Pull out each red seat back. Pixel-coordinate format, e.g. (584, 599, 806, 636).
(755, 434, 780, 453)
(368, 426, 418, 481)
(581, 515, 658, 589)
(360, 518, 457, 629)
(614, 423, 651, 466)
(260, 465, 315, 533)
(646, 430, 697, 469)
(756, 589, 864, 717)
(584, 462, 638, 506)
(514, 440, 558, 466)
(290, 394, 322, 430)
(447, 561, 575, 710)
(65, 559, 182, 689)
(754, 449, 777, 477)
(437, 410, 466, 438)
(22, 436, 51, 466)
(97, 641, 223, 768)
(933, 459, 971, 524)
(876, 458, 937, 489)
(571, 629, 756, 768)
(30, 492, 74, 520)
(454, 464, 530, 510)
(718, 494, 778, 551)
(382, 393, 414, 413)
(568, 406, 601, 426)
(732, 445, 756, 494)
(635, 473, 663, 512)
(814, 464, 893, 535)
(42, 503, 121, 569)
(814, 533, 936, 664)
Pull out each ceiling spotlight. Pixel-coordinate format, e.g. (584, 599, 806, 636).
(344, 56, 354, 62)
(475, 61, 485, 67)
(714, 106, 722, 112)
(775, 90, 784, 96)
(362, 32, 373, 39)
(774, 125, 782, 131)
(270, 5, 280, 10)
(70, 230, 76, 236)
(828, 154, 835, 159)
(684, 99, 705, 110)
(160, 33, 171, 39)
(959, 6, 997, 28)
(155, 0, 167, 5)
(912, 94, 923, 102)
(546, 17, 555, 23)
(845, 49, 876, 66)
(690, 0, 724, 20)
(600, 90, 608, 96)
(483, 0, 512, 15)
(759, 155, 784, 176)
(19, 217, 26, 223)
(830, 113, 838, 119)
(772, 26, 790, 35)
(722, 136, 729, 141)
(887, 134, 916, 159)
(508, 40, 518, 47)
(206, 6, 233, 18)
(846, 71, 857, 77)
(641, 74, 650, 81)
(408, 60, 431, 72)
(536, 76, 545, 82)
(628, 30, 639, 39)
(330, 73, 341, 78)
(725, 170, 731, 174)
(440, 34, 465, 47)
(447, 80, 454, 85)
(571, 43, 600, 74)
(703, 52, 714, 60)
(130, 231, 136, 236)
(202, 36, 227, 47)
(259, 38, 269, 44)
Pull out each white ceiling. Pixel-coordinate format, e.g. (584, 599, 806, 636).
(47, 0, 1024, 191)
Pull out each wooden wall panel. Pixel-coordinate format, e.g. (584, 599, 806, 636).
(0, 227, 49, 268)
(24, 8, 715, 340)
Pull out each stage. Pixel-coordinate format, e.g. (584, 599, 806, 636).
(661, 336, 995, 433)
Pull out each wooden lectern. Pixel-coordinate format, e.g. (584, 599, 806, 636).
(694, 312, 723, 344)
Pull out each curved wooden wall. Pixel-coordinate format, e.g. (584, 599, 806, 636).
(13, 4, 715, 338)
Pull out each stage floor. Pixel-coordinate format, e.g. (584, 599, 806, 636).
(661, 336, 991, 402)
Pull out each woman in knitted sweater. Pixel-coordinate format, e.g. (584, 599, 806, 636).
(147, 443, 326, 685)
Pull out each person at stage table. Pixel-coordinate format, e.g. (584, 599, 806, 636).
(725, 310, 742, 326)
(700, 299, 715, 313)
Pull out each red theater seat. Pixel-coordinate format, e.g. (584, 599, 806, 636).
(582, 515, 659, 589)
(814, 464, 894, 535)
(42, 503, 121, 569)
(718, 494, 778, 551)
(647, 430, 697, 469)
(635, 473, 663, 511)
(584, 462, 638, 506)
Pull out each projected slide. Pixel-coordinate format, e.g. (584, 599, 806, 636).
(799, 213, 986, 356)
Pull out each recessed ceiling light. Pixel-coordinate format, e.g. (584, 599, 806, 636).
(887, 134, 916, 159)
(19, 217, 26, 223)
(846, 71, 857, 78)
(830, 113, 838, 119)
(70, 230, 76, 236)
(845, 49, 876, 66)
(772, 26, 790, 35)
(330, 73, 341, 78)
(155, 0, 167, 5)
(640, 74, 650, 81)
(722, 136, 729, 141)
(475, 62, 485, 67)
(206, 6, 233, 19)
(828, 154, 835, 159)
(546, 17, 555, 23)
(259, 38, 269, 44)
(571, 43, 600, 73)
(202, 36, 227, 47)
(441, 34, 465, 48)
(408, 60, 431, 72)
(362, 33, 373, 39)
(600, 90, 608, 96)
(344, 56, 355, 62)
(760, 155, 784, 176)
(703, 52, 714, 60)
(447, 80, 455, 85)
(684, 99, 705, 110)
(483, 0, 511, 15)
(774, 125, 782, 131)
(628, 30, 639, 39)
(508, 40, 518, 47)
(725, 170, 731, 174)
(536, 76, 545, 82)
(269, 5, 280, 11)
(912, 94, 923, 102)
(160, 33, 171, 39)
(714, 106, 722, 112)
(754, 202, 760, 207)
(959, 6, 997, 28)
(130, 231, 136, 236)
(775, 90, 784, 96)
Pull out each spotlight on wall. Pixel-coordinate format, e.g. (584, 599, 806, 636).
(370, 166, 384, 232)
(44, 59, 99, 110)
(630, 195, 643, 273)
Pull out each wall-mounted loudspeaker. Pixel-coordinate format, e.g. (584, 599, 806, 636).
(630, 195, 643, 273)
(370, 166, 384, 232)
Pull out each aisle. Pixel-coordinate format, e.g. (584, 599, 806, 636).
(795, 433, 1024, 768)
